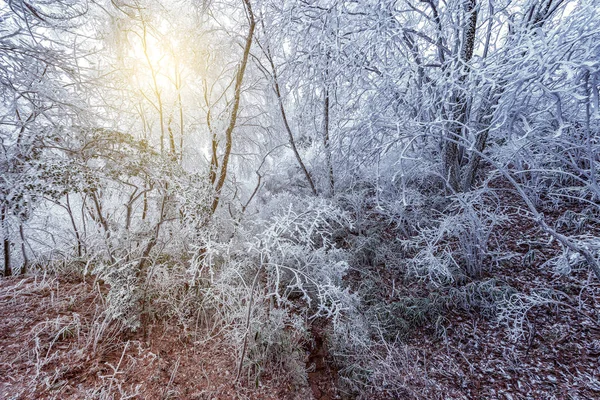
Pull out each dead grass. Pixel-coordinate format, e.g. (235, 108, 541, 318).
(0, 275, 312, 400)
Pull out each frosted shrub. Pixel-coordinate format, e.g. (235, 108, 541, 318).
(496, 291, 554, 342)
(251, 194, 352, 306)
(366, 342, 443, 399)
(402, 190, 506, 284)
(94, 261, 142, 331)
(451, 192, 506, 278)
(245, 306, 310, 386)
(194, 194, 356, 382)
(543, 236, 600, 276)
(328, 291, 372, 388)
(450, 279, 516, 318)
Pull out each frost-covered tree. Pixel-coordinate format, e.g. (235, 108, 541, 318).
(0, 0, 88, 275)
(1, 0, 599, 396)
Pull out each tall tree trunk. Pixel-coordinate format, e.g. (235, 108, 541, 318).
(90, 190, 115, 264)
(211, 0, 256, 214)
(322, 45, 335, 197)
(261, 38, 317, 195)
(140, 18, 167, 156)
(462, 86, 504, 190)
(66, 193, 83, 258)
(443, 0, 478, 192)
(323, 86, 335, 196)
(1, 205, 10, 277)
(176, 63, 185, 163)
(19, 224, 28, 275)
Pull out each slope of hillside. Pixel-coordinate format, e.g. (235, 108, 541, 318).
(0, 275, 314, 399)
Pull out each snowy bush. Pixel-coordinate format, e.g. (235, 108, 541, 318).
(189, 194, 357, 382)
(401, 190, 507, 284)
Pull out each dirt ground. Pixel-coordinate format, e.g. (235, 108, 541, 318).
(359, 186, 600, 399)
(1, 190, 599, 399)
(0, 274, 317, 400)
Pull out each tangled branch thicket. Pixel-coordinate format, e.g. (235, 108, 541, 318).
(1, 0, 600, 398)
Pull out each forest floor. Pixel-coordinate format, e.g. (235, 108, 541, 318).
(418, 191, 600, 399)
(0, 274, 314, 400)
(400, 250, 600, 399)
(1, 191, 599, 399)
(354, 184, 600, 399)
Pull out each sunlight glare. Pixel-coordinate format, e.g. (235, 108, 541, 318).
(128, 26, 177, 93)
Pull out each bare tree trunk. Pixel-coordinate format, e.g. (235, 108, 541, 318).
(462, 86, 504, 191)
(137, 194, 168, 338)
(323, 86, 335, 196)
(66, 193, 83, 258)
(207, 102, 218, 185)
(19, 224, 28, 274)
(90, 190, 115, 264)
(260, 37, 317, 195)
(443, 0, 478, 192)
(1, 205, 10, 277)
(583, 71, 600, 197)
(176, 63, 185, 163)
(167, 117, 176, 159)
(136, 195, 167, 276)
(321, 45, 335, 197)
(211, 0, 256, 214)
